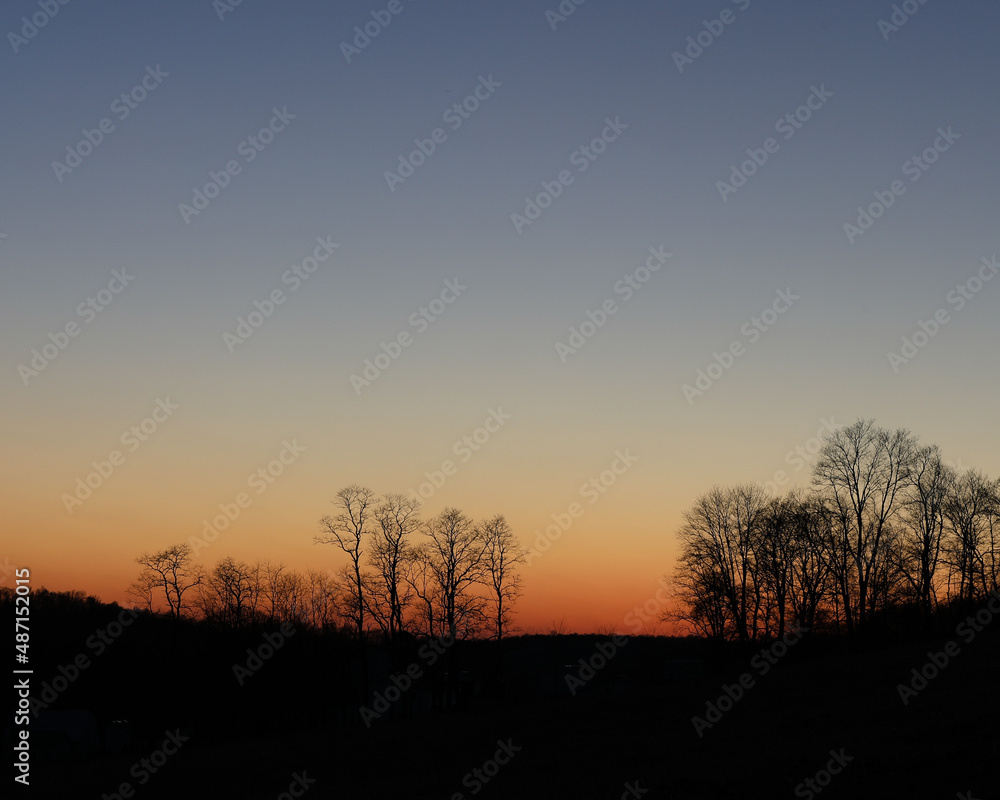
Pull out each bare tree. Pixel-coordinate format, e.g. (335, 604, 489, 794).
(673, 484, 770, 643)
(134, 544, 203, 621)
(756, 494, 798, 637)
(478, 514, 526, 640)
(305, 570, 340, 631)
(404, 548, 441, 638)
(669, 557, 732, 640)
(985, 498, 1000, 596)
(262, 562, 306, 625)
(316, 485, 376, 641)
(424, 507, 488, 639)
(897, 445, 954, 617)
(369, 493, 421, 641)
(786, 494, 836, 632)
(944, 470, 1000, 602)
(126, 569, 159, 614)
(812, 419, 916, 634)
(198, 557, 262, 630)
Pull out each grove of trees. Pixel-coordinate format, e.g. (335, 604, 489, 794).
(128, 487, 527, 641)
(318, 487, 526, 642)
(671, 419, 1000, 641)
(127, 423, 998, 647)
(128, 544, 341, 632)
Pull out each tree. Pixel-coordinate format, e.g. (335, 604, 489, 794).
(310, 570, 340, 630)
(134, 544, 203, 621)
(785, 494, 835, 632)
(897, 445, 954, 617)
(368, 493, 420, 641)
(944, 470, 1000, 602)
(756, 494, 797, 637)
(316, 485, 376, 641)
(262, 562, 306, 625)
(984, 498, 1000, 596)
(812, 419, 916, 634)
(404, 548, 441, 638)
(670, 558, 732, 640)
(423, 507, 487, 639)
(478, 515, 526, 640)
(673, 484, 770, 643)
(198, 557, 262, 630)
(126, 569, 159, 614)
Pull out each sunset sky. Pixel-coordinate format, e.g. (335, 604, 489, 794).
(3, 0, 998, 633)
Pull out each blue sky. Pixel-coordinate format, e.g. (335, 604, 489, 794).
(3, 0, 998, 629)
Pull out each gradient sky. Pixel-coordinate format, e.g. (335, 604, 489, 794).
(3, 0, 998, 633)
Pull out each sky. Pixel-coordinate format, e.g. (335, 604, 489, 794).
(3, 0, 999, 634)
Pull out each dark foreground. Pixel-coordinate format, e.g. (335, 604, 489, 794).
(12, 617, 999, 800)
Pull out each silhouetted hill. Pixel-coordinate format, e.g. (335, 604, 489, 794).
(6, 590, 998, 798)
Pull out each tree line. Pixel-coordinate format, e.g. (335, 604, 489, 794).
(671, 418, 1000, 641)
(128, 486, 526, 642)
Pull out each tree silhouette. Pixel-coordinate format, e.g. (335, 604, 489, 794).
(944, 469, 1000, 602)
(673, 484, 770, 642)
(478, 514, 526, 641)
(369, 493, 420, 641)
(316, 485, 375, 641)
(812, 419, 916, 634)
(133, 543, 203, 621)
(896, 445, 954, 617)
(423, 507, 487, 640)
(198, 557, 262, 630)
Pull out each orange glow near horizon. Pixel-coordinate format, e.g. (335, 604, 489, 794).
(6, 397, 998, 636)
